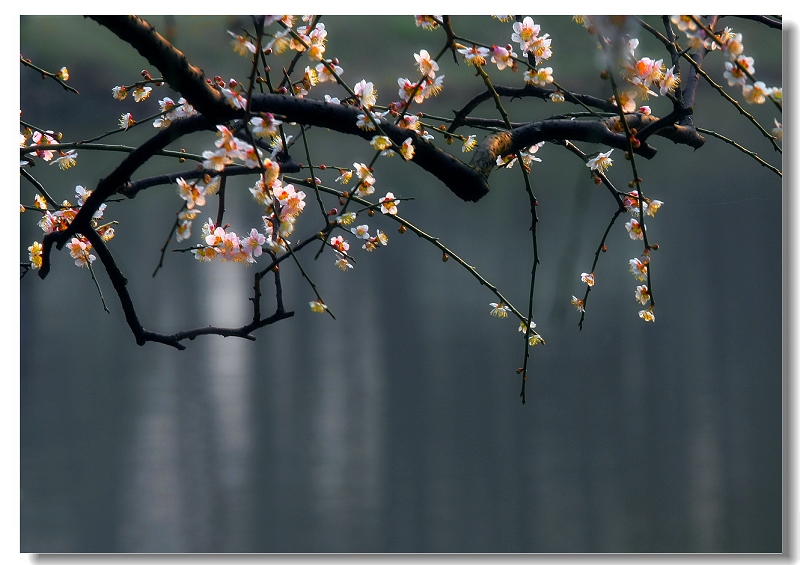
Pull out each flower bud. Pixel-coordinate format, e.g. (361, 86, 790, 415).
(398, 225, 406, 234)
(442, 253, 449, 262)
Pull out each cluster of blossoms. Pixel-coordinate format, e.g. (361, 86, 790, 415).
(489, 302, 544, 346)
(321, 190, 398, 274)
(192, 167, 307, 264)
(227, 16, 328, 61)
(110, 69, 195, 130)
(396, 47, 445, 110)
(614, 39, 681, 113)
(202, 123, 278, 172)
(336, 162, 377, 197)
(672, 16, 781, 109)
(452, 17, 556, 92)
(21, 128, 78, 170)
(497, 141, 545, 170)
(571, 190, 662, 323)
(192, 220, 266, 264)
(153, 97, 197, 129)
(24, 186, 115, 270)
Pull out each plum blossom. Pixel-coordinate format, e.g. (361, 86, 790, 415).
(132, 86, 152, 102)
(635, 285, 650, 305)
(625, 218, 644, 240)
(457, 45, 489, 66)
(176, 178, 206, 209)
(629, 258, 648, 281)
(524, 67, 553, 87)
(50, 150, 77, 170)
(490, 44, 516, 71)
(415, 15, 441, 30)
(351, 225, 370, 239)
(414, 49, 439, 78)
(742, 81, 773, 104)
(380, 192, 399, 215)
(28, 241, 43, 270)
(67, 237, 95, 267)
(354, 80, 377, 109)
(490, 302, 510, 318)
(587, 150, 613, 173)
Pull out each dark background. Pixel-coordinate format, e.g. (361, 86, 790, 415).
(20, 15, 783, 552)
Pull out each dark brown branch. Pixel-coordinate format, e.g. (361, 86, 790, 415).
(467, 114, 703, 183)
(38, 115, 216, 279)
(449, 85, 618, 133)
(724, 15, 782, 29)
(248, 93, 491, 202)
(85, 223, 293, 348)
(678, 16, 719, 118)
(87, 16, 239, 121)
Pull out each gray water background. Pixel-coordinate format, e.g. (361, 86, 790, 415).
(20, 15, 783, 552)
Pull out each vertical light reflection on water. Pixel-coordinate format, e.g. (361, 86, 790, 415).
(119, 261, 254, 552)
(309, 267, 385, 551)
(200, 262, 254, 551)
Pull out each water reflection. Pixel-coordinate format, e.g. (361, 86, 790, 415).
(19, 15, 782, 553)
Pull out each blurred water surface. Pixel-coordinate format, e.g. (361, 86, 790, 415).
(20, 15, 782, 552)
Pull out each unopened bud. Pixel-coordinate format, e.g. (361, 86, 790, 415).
(318, 164, 327, 170)
(398, 225, 406, 234)
(327, 208, 338, 216)
(368, 209, 375, 217)
(650, 243, 659, 251)
(516, 367, 523, 374)
(442, 253, 449, 262)
(602, 245, 607, 252)
(600, 70, 609, 80)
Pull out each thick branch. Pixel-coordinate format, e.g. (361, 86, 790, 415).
(38, 115, 216, 279)
(248, 93, 491, 202)
(87, 16, 238, 121)
(449, 85, 618, 133)
(468, 113, 705, 181)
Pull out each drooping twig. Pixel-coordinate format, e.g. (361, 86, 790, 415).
(696, 127, 781, 177)
(20, 55, 79, 94)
